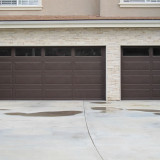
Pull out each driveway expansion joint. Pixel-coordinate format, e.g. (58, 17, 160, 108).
(82, 101, 105, 160)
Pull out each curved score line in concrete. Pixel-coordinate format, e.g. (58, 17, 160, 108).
(82, 101, 105, 160)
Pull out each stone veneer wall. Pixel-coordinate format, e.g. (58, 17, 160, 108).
(0, 28, 160, 100)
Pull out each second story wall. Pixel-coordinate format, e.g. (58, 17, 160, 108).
(0, 0, 159, 18)
(100, 0, 160, 18)
(0, 0, 100, 16)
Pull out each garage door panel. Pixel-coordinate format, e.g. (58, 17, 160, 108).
(74, 76, 103, 84)
(152, 58, 160, 61)
(15, 89, 42, 99)
(44, 70, 72, 75)
(122, 84, 150, 90)
(152, 85, 160, 89)
(0, 90, 12, 99)
(122, 90, 151, 99)
(122, 57, 150, 61)
(44, 76, 72, 84)
(15, 57, 41, 62)
(74, 84, 104, 90)
(74, 57, 102, 62)
(44, 90, 72, 99)
(152, 90, 160, 99)
(122, 75, 150, 84)
(45, 62, 72, 70)
(15, 76, 42, 84)
(14, 71, 42, 75)
(0, 63, 12, 70)
(14, 85, 41, 89)
(152, 97, 160, 100)
(15, 62, 42, 70)
(74, 70, 104, 75)
(152, 76, 160, 84)
(152, 62, 160, 70)
(152, 70, 160, 75)
(74, 90, 104, 99)
(122, 62, 150, 70)
(74, 62, 102, 70)
(0, 57, 12, 62)
(44, 57, 72, 62)
(122, 70, 150, 75)
(0, 85, 12, 89)
(0, 76, 12, 84)
(44, 84, 72, 89)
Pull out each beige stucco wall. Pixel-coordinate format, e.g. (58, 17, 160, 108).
(0, 27, 160, 100)
(0, 0, 159, 17)
(0, 0, 99, 16)
(100, 0, 160, 17)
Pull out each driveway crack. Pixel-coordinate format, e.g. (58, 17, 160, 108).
(82, 101, 105, 160)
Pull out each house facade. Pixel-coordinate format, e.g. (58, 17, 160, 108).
(0, 0, 160, 100)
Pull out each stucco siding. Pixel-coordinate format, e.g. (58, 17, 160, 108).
(0, 0, 99, 16)
(100, 0, 160, 18)
(0, 0, 159, 18)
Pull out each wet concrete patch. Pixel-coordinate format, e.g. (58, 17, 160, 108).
(72, 133, 86, 139)
(5, 111, 82, 117)
(92, 107, 123, 113)
(128, 109, 160, 113)
(102, 107, 123, 113)
(154, 113, 160, 116)
(92, 102, 106, 104)
(91, 107, 106, 111)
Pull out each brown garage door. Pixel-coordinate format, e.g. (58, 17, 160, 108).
(0, 47, 105, 100)
(121, 47, 160, 100)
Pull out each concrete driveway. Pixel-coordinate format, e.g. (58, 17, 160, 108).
(0, 100, 160, 160)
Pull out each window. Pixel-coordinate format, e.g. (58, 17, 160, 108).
(119, 0, 160, 7)
(123, 47, 149, 56)
(15, 48, 41, 56)
(153, 47, 160, 56)
(75, 48, 101, 56)
(0, 48, 11, 56)
(0, 0, 40, 6)
(45, 48, 71, 56)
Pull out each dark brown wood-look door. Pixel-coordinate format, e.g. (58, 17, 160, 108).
(73, 47, 105, 99)
(121, 47, 160, 100)
(0, 47, 105, 100)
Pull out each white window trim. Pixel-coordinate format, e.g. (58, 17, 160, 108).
(0, 0, 42, 10)
(119, 0, 160, 7)
(0, 6, 42, 10)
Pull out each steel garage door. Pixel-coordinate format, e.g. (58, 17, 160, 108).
(0, 47, 105, 100)
(121, 47, 160, 100)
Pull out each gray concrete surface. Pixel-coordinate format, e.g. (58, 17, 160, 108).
(0, 100, 160, 160)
